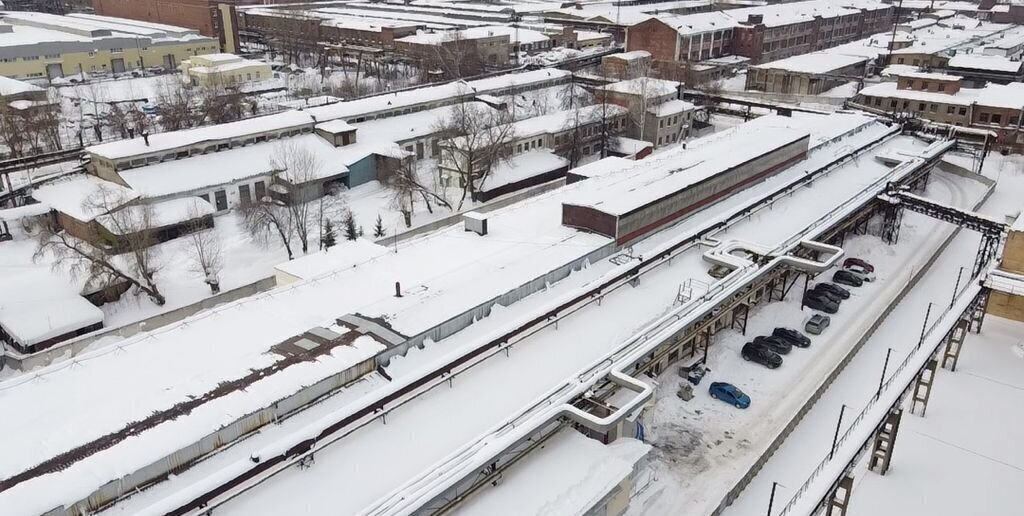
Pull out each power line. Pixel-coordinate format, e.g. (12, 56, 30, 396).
(908, 429, 1024, 474)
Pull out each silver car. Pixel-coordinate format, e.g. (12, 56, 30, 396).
(805, 314, 831, 335)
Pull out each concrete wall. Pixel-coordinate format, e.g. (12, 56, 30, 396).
(988, 290, 1024, 322)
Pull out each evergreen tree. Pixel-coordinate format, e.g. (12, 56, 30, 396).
(373, 214, 386, 238)
(344, 212, 358, 241)
(322, 219, 337, 249)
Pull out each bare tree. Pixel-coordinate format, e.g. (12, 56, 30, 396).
(199, 80, 245, 125)
(434, 101, 516, 209)
(0, 101, 27, 158)
(155, 77, 201, 131)
(243, 195, 296, 260)
(184, 206, 223, 294)
(32, 186, 166, 305)
(269, 142, 325, 255)
(386, 156, 453, 225)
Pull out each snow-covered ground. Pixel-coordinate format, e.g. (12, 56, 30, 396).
(114, 128, 945, 516)
(625, 166, 988, 516)
(720, 151, 1024, 516)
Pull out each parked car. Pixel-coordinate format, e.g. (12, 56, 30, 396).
(741, 342, 783, 369)
(844, 263, 876, 282)
(773, 327, 811, 348)
(806, 314, 831, 335)
(843, 257, 874, 273)
(810, 285, 844, 304)
(709, 382, 751, 409)
(804, 290, 839, 313)
(753, 335, 793, 355)
(833, 269, 864, 287)
(813, 282, 850, 300)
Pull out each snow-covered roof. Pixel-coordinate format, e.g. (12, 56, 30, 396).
(0, 161, 615, 514)
(568, 156, 635, 179)
(397, 25, 550, 45)
(117, 133, 397, 198)
(947, 54, 1024, 73)
(87, 110, 316, 161)
(606, 50, 650, 62)
(598, 77, 681, 97)
(651, 11, 739, 37)
(647, 99, 695, 117)
(609, 137, 653, 156)
(30, 175, 139, 222)
(753, 51, 868, 74)
(899, 71, 962, 82)
(274, 238, 391, 281)
(563, 115, 812, 217)
(0, 75, 43, 96)
(95, 197, 215, 234)
(448, 429, 650, 516)
(975, 81, 1024, 109)
(317, 119, 356, 134)
(481, 150, 569, 192)
(0, 202, 50, 221)
(0, 274, 103, 346)
(857, 81, 976, 106)
(303, 68, 570, 124)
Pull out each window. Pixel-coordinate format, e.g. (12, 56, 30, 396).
(929, 104, 937, 113)
(958, 107, 967, 116)
(875, 97, 882, 107)
(111, 48, 123, 53)
(947, 106, 955, 114)
(938, 83, 946, 92)
(246, 73, 251, 81)
(921, 81, 929, 90)
(254, 181, 266, 201)
(980, 113, 989, 123)
(918, 103, 926, 111)
(890, 99, 898, 109)
(992, 114, 1002, 124)
(23, 56, 39, 61)
(1011, 116, 1020, 126)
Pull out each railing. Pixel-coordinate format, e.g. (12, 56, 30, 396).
(776, 272, 985, 516)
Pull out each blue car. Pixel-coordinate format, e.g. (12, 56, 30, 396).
(709, 382, 751, 409)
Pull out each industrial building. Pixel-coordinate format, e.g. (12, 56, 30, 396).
(178, 52, 272, 86)
(92, 0, 241, 53)
(561, 117, 810, 244)
(985, 215, 1024, 321)
(0, 11, 218, 79)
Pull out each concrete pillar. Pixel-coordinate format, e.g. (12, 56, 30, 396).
(910, 357, 938, 416)
(868, 408, 903, 475)
(827, 474, 855, 516)
(941, 318, 970, 371)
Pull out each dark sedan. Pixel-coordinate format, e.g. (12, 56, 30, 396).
(742, 342, 783, 369)
(773, 327, 811, 348)
(833, 269, 864, 288)
(753, 335, 793, 355)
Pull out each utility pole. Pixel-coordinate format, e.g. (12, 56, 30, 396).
(886, 0, 904, 68)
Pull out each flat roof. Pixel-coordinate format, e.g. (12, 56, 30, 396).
(753, 51, 867, 74)
(598, 77, 681, 96)
(899, 71, 962, 81)
(448, 430, 650, 516)
(480, 150, 569, 192)
(274, 238, 392, 281)
(948, 53, 1024, 73)
(0, 75, 43, 96)
(116, 133, 396, 198)
(0, 278, 102, 346)
(87, 110, 315, 161)
(563, 116, 811, 217)
(0, 172, 616, 514)
(858, 81, 976, 106)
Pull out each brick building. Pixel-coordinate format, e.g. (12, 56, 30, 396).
(625, 0, 894, 69)
(854, 73, 1024, 147)
(93, 0, 240, 53)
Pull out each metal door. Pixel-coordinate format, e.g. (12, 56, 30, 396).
(46, 63, 63, 79)
(111, 58, 126, 74)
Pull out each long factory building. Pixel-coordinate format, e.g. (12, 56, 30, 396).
(0, 112, 917, 516)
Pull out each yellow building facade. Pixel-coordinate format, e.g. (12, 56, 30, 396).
(0, 11, 217, 80)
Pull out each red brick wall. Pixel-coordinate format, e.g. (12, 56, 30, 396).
(626, 18, 678, 61)
(94, 0, 227, 41)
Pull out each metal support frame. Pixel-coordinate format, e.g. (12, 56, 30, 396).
(910, 357, 938, 416)
(826, 474, 855, 516)
(868, 408, 903, 475)
(973, 234, 1000, 279)
(969, 288, 990, 333)
(941, 318, 970, 371)
(880, 203, 904, 245)
(731, 302, 749, 335)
